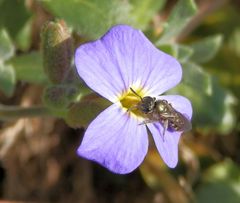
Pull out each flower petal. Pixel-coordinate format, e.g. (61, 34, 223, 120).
(148, 124, 181, 168)
(77, 103, 148, 174)
(142, 51, 182, 96)
(147, 95, 192, 168)
(75, 25, 182, 102)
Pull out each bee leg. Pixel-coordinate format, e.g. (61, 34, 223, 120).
(162, 119, 169, 142)
(138, 119, 153, 125)
(161, 113, 175, 119)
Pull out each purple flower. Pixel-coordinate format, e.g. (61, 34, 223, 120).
(75, 25, 192, 174)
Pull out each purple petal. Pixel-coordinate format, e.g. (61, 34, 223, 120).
(142, 51, 182, 97)
(77, 103, 148, 174)
(75, 25, 182, 102)
(148, 124, 181, 168)
(148, 95, 192, 168)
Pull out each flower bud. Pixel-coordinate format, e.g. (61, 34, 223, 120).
(43, 84, 78, 111)
(66, 97, 110, 128)
(41, 20, 73, 84)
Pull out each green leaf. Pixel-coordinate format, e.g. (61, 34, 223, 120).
(0, 61, 15, 97)
(0, 0, 31, 39)
(41, 0, 134, 39)
(157, 0, 197, 44)
(157, 44, 177, 56)
(176, 45, 194, 63)
(228, 27, 240, 57)
(158, 44, 193, 63)
(181, 62, 212, 94)
(168, 62, 236, 134)
(129, 0, 166, 30)
(14, 18, 32, 51)
(196, 160, 240, 203)
(0, 29, 14, 61)
(190, 34, 223, 63)
(203, 159, 240, 183)
(7, 52, 48, 84)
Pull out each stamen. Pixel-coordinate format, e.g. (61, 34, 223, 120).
(119, 87, 146, 118)
(130, 87, 143, 101)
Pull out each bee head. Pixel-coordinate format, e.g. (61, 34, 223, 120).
(139, 96, 156, 113)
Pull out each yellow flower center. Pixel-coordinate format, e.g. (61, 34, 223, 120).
(119, 87, 147, 119)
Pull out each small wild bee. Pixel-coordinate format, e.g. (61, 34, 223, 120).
(128, 88, 192, 139)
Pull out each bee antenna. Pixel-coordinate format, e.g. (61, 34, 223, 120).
(130, 87, 143, 101)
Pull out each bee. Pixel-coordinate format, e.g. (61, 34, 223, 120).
(128, 88, 192, 139)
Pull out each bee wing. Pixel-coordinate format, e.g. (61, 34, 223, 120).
(180, 113, 192, 132)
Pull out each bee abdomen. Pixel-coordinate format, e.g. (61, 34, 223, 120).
(170, 123, 181, 131)
(169, 117, 184, 131)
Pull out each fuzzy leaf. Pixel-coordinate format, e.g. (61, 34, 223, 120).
(158, 44, 193, 63)
(66, 97, 110, 128)
(43, 84, 78, 110)
(0, 29, 14, 61)
(15, 19, 32, 51)
(157, 0, 197, 44)
(190, 34, 223, 63)
(130, 0, 166, 29)
(0, 62, 15, 97)
(41, 0, 134, 39)
(168, 62, 236, 134)
(0, 0, 31, 39)
(196, 160, 240, 203)
(8, 52, 47, 84)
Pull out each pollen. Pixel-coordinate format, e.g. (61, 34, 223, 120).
(119, 87, 146, 119)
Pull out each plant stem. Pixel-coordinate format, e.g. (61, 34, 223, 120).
(0, 105, 51, 120)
